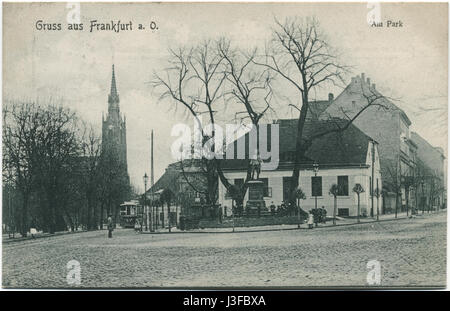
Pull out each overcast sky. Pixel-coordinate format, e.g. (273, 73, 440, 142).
(3, 2, 448, 191)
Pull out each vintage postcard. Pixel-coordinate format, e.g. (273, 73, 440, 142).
(1, 1, 447, 290)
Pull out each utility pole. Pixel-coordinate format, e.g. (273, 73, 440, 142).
(376, 178, 379, 221)
(150, 130, 155, 232)
(143, 173, 148, 231)
(371, 140, 375, 218)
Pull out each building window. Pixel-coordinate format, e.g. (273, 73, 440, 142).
(337, 176, 349, 196)
(311, 176, 322, 197)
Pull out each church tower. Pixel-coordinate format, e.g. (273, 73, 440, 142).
(102, 65, 129, 180)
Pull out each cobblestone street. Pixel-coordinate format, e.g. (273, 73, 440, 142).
(2, 212, 446, 288)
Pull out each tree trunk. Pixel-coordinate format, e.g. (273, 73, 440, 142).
(168, 203, 171, 233)
(406, 189, 409, 217)
(395, 192, 398, 218)
(357, 194, 360, 223)
(333, 196, 337, 225)
(20, 195, 29, 237)
(100, 202, 104, 229)
(290, 92, 309, 204)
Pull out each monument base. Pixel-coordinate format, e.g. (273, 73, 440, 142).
(246, 180, 267, 216)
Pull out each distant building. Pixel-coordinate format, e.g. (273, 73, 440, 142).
(218, 119, 382, 218)
(307, 93, 334, 121)
(145, 160, 206, 227)
(102, 65, 128, 175)
(321, 73, 418, 213)
(411, 132, 446, 209)
(101, 65, 130, 215)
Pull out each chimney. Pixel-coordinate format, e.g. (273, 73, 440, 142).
(367, 78, 371, 85)
(361, 73, 365, 82)
(328, 93, 334, 101)
(372, 83, 376, 90)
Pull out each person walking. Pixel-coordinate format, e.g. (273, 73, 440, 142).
(321, 206, 327, 224)
(307, 211, 314, 229)
(270, 202, 276, 216)
(107, 215, 114, 238)
(134, 219, 141, 233)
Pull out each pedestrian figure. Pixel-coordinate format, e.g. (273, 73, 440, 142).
(107, 215, 114, 238)
(134, 219, 141, 233)
(280, 201, 286, 216)
(321, 206, 327, 224)
(307, 211, 314, 229)
(311, 209, 319, 227)
(287, 202, 293, 216)
(270, 201, 276, 216)
(30, 227, 37, 239)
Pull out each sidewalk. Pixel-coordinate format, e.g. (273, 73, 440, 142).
(2, 229, 89, 244)
(142, 210, 442, 234)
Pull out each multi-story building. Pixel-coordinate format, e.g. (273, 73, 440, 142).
(411, 132, 446, 210)
(321, 73, 418, 213)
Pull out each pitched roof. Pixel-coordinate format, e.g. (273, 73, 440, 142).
(147, 165, 179, 194)
(307, 100, 333, 120)
(324, 74, 412, 125)
(149, 118, 375, 192)
(220, 118, 374, 170)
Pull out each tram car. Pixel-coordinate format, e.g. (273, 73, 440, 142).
(119, 201, 142, 228)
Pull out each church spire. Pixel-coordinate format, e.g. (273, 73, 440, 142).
(110, 64, 118, 97)
(108, 64, 120, 111)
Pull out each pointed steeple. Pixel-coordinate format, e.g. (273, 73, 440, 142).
(110, 64, 118, 97)
(108, 64, 120, 112)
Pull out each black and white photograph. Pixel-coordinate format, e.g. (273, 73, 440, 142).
(1, 1, 448, 290)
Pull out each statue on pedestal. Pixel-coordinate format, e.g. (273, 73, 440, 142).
(250, 156, 262, 180)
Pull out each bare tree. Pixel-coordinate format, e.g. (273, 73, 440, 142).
(254, 17, 391, 204)
(79, 123, 103, 230)
(353, 183, 365, 223)
(32, 104, 81, 233)
(2, 101, 39, 236)
(152, 41, 227, 205)
(384, 158, 402, 218)
(217, 38, 275, 208)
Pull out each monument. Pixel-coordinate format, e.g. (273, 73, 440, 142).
(245, 157, 267, 217)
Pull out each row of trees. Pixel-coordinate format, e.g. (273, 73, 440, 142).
(153, 17, 390, 210)
(384, 157, 445, 217)
(2, 101, 130, 236)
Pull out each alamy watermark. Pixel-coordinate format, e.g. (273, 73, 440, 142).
(66, 259, 81, 286)
(366, 259, 381, 285)
(171, 117, 280, 171)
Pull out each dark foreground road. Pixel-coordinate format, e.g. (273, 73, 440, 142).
(2, 212, 446, 288)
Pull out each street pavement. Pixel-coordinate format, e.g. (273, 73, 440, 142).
(1, 212, 446, 288)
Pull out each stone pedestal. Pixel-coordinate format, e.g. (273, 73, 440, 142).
(246, 180, 267, 216)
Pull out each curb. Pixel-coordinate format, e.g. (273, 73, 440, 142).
(140, 214, 423, 235)
(2, 229, 90, 244)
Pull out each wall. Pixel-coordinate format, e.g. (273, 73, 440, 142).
(321, 74, 404, 184)
(218, 143, 382, 217)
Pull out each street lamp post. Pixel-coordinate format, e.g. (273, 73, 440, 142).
(143, 173, 149, 231)
(313, 162, 319, 227)
(313, 162, 319, 211)
(421, 179, 425, 214)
